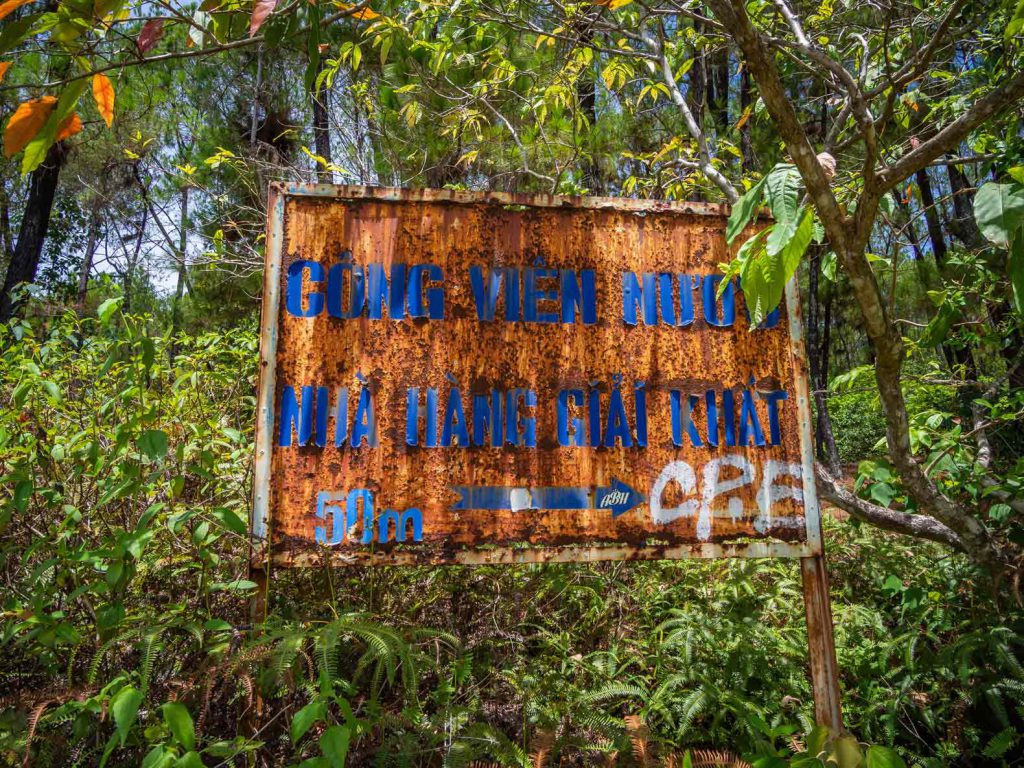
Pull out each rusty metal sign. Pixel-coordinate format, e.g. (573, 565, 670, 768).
(252, 184, 823, 567)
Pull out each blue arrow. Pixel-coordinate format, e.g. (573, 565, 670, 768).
(450, 478, 644, 519)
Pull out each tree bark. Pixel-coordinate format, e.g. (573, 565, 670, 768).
(807, 246, 841, 473)
(914, 167, 948, 266)
(76, 206, 101, 309)
(0, 142, 67, 322)
(170, 184, 189, 360)
(739, 68, 754, 171)
(945, 161, 983, 250)
(708, 45, 730, 132)
(311, 56, 334, 183)
(576, 29, 601, 194)
(815, 464, 964, 551)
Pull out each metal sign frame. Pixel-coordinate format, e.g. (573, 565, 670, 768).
(251, 183, 824, 567)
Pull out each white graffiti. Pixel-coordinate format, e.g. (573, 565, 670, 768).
(649, 455, 804, 540)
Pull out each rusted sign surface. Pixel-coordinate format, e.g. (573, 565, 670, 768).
(252, 184, 822, 566)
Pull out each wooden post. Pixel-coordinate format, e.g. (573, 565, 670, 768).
(801, 554, 843, 734)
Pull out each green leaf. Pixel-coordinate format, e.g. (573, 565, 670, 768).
(920, 300, 959, 347)
(763, 163, 802, 254)
(0, 13, 43, 55)
(982, 727, 1015, 759)
(142, 746, 177, 768)
(41, 379, 62, 403)
(829, 735, 863, 768)
(869, 482, 894, 507)
(806, 724, 830, 756)
(319, 725, 350, 768)
(1007, 0, 1024, 43)
(821, 251, 837, 282)
(174, 751, 205, 768)
(741, 207, 813, 326)
(973, 182, 1024, 248)
(212, 507, 248, 536)
(162, 701, 195, 751)
(291, 700, 326, 744)
(726, 175, 767, 245)
(139, 429, 169, 461)
(865, 746, 906, 768)
(97, 296, 124, 324)
(211, 579, 258, 592)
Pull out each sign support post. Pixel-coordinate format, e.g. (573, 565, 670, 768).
(801, 554, 843, 734)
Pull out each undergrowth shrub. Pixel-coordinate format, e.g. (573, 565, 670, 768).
(1, 311, 1022, 767)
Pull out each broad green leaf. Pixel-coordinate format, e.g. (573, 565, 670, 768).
(764, 163, 802, 254)
(821, 250, 837, 282)
(142, 746, 176, 768)
(162, 701, 195, 751)
(174, 751, 204, 768)
(0, 12, 42, 55)
(210, 579, 258, 591)
(139, 429, 169, 461)
(741, 207, 813, 326)
(212, 507, 248, 536)
(97, 296, 124, 324)
(806, 724, 830, 756)
(865, 746, 906, 768)
(828, 735, 864, 768)
(111, 686, 143, 746)
(920, 296, 960, 347)
(1008, 0, 1024, 43)
(973, 182, 1024, 248)
(292, 700, 326, 744)
(319, 725, 350, 768)
(726, 174, 766, 245)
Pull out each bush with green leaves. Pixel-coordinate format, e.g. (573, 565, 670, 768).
(2, 310, 1024, 767)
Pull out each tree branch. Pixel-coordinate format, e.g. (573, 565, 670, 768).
(877, 70, 1024, 190)
(641, 30, 739, 203)
(815, 464, 965, 552)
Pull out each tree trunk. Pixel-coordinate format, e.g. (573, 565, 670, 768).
(807, 245, 841, 473)
(818, 283, 841, 472)
(0, 142, 66, 322)
(915, 167, 948, 267)
(311, 57, 334, 183)
(76, 207, 101, 309)
(708, 46, 730, 132)
(739, 68, 754, 171)
(170, 185, 189, 361)
(576, 29, 601, 194)
(687, 21, 706, 124)
(945, 161, 983, 250)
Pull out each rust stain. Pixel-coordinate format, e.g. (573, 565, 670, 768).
(256, 184, 819, 567)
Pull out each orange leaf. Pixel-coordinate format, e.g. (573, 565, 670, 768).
(0, 62, 10, 85)
(0, 0, 33, 22)
(3, 96, 56, 158)
(734, 105, 752, 131)
(92, 73, 115, 127)
(56, 113, 82, 142)
(336, 2, 379, 19)
(249, 0, 278, 36)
